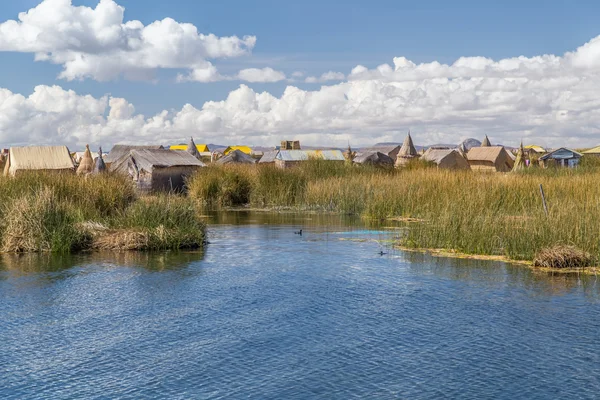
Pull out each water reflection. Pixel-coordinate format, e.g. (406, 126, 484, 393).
(0, 250, 205, 279)
(401, 250, 600, 299)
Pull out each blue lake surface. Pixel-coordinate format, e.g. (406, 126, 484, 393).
(1, 212, 600, 399)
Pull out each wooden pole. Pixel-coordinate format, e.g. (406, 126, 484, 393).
(539, 184, 548, 216)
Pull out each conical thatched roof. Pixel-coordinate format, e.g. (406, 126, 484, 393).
(187, 137, 201, 159)
(512, 142, 526, 172)
(481, 135, 491, 147)
(93, 147, 106, 174)
(398, 133, 418, 158)
(395, 132, 419, 167)
(76, 145, 94, 175)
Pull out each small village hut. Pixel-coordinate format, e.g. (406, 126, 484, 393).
(258, 150, 279, 164)
(76, 145, 94, 175)
(395, 132, 419, 167)
(352, 151, 394, 167)
(111, 149, 205, 192)
(359, 145, 401, 162)
(275, 150, 345, 169)
(481, 135, 492, 147)
(421, 148, 470, 170)
(3, 146, 75, 176)
(215, 149, 257, 165)
(466, 146, 514, 172)
(539, 148, 582, 168)
(105, 144, 164, 168)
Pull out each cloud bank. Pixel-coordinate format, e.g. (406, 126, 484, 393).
(2, 15, 600, 149)
(0, 0, 258, 81)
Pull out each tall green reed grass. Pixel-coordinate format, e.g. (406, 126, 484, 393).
(187, 161, 600, 262)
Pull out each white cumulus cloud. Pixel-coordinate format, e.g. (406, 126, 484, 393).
(0, 0, 257, 81)
(4, 34, 600, 149)
(305, 71, 346, 83)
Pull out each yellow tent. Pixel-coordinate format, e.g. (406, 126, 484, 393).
(224, 146, 252, 155)
(170, 144, 209, 153)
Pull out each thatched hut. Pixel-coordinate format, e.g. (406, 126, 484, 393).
(421, 148, 470, 170)
(216, 149, 257, 165)
(76, 145, 94, 175)
(105, 144, 164, 168)
(258, 150, 279, 164)
(111, 149, 205, 192)
(3, 146, 75, 176)
(466, 146, 514, 172)
(395, 133, 420, 167)
(352, 151, 394, 167)
(481, 135, 492, 147)
(359, 145, 401, 162)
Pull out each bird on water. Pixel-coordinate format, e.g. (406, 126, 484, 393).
(294, 229, 303, 235)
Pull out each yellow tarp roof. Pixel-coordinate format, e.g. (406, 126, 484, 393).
(170, 144, 209, 152)
(224, 146, 252, 155)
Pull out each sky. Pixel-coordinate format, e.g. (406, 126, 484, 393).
(1, 0, 600, 149)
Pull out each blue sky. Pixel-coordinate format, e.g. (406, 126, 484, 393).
(1, 0, 600, 148)
(1, 0, 599, 116)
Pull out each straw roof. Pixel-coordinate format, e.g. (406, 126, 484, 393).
(112, 149, 205, 174)
(4, 146, 74, 176)
(582, 145, 600, 154)
(397, 133, 418, 158)
(481, 135, 491, 147)
(467, 146, 506, 162)
(422, 148, 470, 170)
(353, 151, 394, 166)
(524, 145, 546, 153)
(216, 149, 256, 164)
(76, 145, 94, 175)
(258, 150, 279, 163)
(104, 144, 164, 164)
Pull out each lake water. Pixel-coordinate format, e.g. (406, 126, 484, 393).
(1, 211, 600, 399)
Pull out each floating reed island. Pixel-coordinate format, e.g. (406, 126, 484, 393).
(186, 158, 600, 271)
(0, 173, 205, 253)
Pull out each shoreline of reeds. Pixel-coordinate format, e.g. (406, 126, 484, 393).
(186, 159, 600, 271)
(0, 173, 206, 254)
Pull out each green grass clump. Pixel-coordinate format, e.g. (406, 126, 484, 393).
(113, 195, 205, 250)
(0, 173, 205, 253)
(1, 188, 90, 253)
